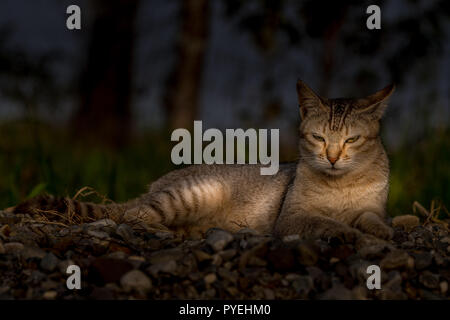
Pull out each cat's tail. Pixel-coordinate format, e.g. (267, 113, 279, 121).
(12, 194, 135, 225)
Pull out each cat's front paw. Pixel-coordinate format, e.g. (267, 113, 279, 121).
(363, 223, 394, 240)
(322, 227, 361, 243)
(354, 212, 394, 240)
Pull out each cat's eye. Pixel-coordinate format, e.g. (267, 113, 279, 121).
(312, 134, 325, 142)
(345, 135, 360, 144)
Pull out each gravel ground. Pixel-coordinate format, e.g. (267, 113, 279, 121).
(0, 210, 449, 300)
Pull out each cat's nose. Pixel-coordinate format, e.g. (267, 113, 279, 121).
(327, 156, 338, 165)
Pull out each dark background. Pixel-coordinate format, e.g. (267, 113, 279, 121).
(0, 0, 448, 217)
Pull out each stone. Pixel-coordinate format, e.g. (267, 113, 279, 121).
(440, 281, 448, 294)
(358, 244, 389, 260)
(267, 247, 296, 272)
(419, 271, 440, 289)
(87, 219, 117, 229)
(319, 284, 353, 300)
(352, 286, 368, 300)
(193, 250, 212, 263)
(58, 259, 75, 274)
(263, 288, 275, 299)
(29, 270, 46, 285)
(3, 242, 24, 254)
(205, 229, 234, 252)
(412, 252, 433, 270)
(107, 251, 128, 260)
(147, 260, 178, 276)
(292, 276, 313, 297)
(219, 249, 237, 261)
(380, 250, 413, 270)
(116, 224, 135, 242)
(120, 270, 152, 294)
(90, 287, 115, 300)
(21, 246, 46, 260)
(349, 259, 372, 284)
(0, 225, 11, 238)
(87, 230, 110, 239)
(204, 273, 217, 285)
(42, 290, 58, 300)
(40, 252, 60, 272)
(148, 248, 183, 265)
(128, 256, 146, 269)
(90, 258, 134, 284)
(392, 215, 420, 231)
(282, 234, 300, 242)
(297, 241, 319, 266)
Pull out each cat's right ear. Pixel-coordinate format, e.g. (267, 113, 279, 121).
(296, 80, 328, 119)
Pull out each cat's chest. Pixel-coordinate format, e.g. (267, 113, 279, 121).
(296, 177, 386, 219)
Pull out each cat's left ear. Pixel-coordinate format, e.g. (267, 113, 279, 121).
(354, 84, 395, 120)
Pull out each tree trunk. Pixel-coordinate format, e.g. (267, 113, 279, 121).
(72, 0, 139, 149)
(163, 0, 210, 131)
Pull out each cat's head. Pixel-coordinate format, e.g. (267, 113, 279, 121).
(296, 80, 395, 176)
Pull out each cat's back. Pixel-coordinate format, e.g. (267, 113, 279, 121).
(149, 162, 296, 192)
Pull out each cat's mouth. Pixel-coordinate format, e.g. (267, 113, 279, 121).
(324, 166, 344, 175)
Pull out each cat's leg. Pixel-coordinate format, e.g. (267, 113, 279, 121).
(274, 213, 362, 242)
(352, 211, 393, 240)
(121, 204, 168, 231)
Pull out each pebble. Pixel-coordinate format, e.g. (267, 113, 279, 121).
(440, 281, 448, 294)
(296, 241, 319, 266)
(120, 270, 152, 294)
(380, 250, 413, 270)
(3, 242, 24, 254)
(87, 230, 110, 239)
(21, 246, 46, 260)
(205, 229, 234, 252)
(148, 248, 183, 264)
(412, 252, 433, 270)
(319, 284, 353, 300)
(40, 252, 60, 272)
(263, 288, 275, 299)
(58, 259, 75, 274)
(358, 244, 389, 260)
(147, 260, 178, 276)
(90, 258, 134, 284)
(204, 273, 217, 285)
(292, 276, 313, 297)
(0, 224, 11, 238)
(0, 213, 449, 300)
(87, 219, 117, 229)
(392, 215, 420, 231)
(219, 249, 237, 261)
(283, 234, 300, 242)
(128, 255, 146, 269)
(419, 271, 440, 289)
(116, 224, 135, 242)
(267, 247, 296, 271)
(42, 290, 58, 300)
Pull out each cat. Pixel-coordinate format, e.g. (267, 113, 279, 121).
(14, 80, 395, 242)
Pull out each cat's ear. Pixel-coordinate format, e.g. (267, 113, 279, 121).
(296, 80, 328, 119)
(354, 84, 395, 120)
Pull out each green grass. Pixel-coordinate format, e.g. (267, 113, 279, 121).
(0, 119, 448, 219)
(0, 120, 176, 207)
(387, 126, 449, 217)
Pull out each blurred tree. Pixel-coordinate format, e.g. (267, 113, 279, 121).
(71, 0, 139, 149)
(163, 0, 210, 130)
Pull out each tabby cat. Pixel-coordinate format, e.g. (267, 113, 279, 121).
(14, 80, 395, 241)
